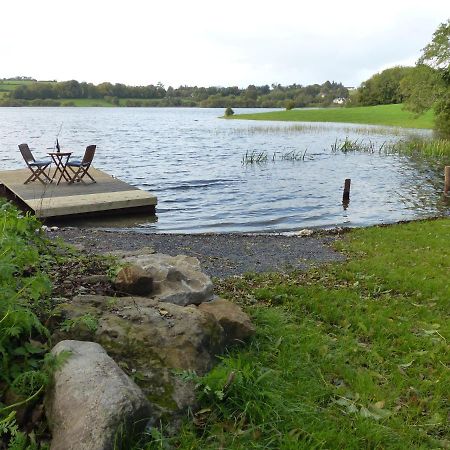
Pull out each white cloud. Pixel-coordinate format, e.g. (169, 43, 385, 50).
(1, 0, 448, 87)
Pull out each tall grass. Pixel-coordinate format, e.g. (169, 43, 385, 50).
(330, 137, 384, 153)
(143, 218, 450, 449)
(388, 137, 450, 158)
(232, 123, 415, 137)
(330, 136, 450, 159)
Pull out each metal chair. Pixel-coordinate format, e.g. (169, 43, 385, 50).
(66, 145, 97, 184)
(18, 143, 52, 184)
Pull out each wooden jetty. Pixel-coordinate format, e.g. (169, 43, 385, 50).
(0, 167, 157, 219)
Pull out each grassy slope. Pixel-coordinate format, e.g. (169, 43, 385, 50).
(231, 104, 434, 129)
(166, 219, 449, 450)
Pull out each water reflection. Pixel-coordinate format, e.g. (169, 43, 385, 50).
(0, 107, 448, 233)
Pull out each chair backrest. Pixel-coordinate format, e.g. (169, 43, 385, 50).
(82, 145, 96, 165)
(18, 143, 35, 164)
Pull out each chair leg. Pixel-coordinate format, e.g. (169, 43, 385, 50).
(67, 166, 82, 184)
(24, 165, 52, 184)
(67, 165, 96, 184)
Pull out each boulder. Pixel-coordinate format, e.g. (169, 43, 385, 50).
(113, 264, 153, 295)
(116, 252, 214, 306)
(45, 340, 152, 450)
(52, 295, 224, 417)
(198, 298, 255, 344)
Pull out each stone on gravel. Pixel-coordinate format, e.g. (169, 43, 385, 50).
(113, 264, 153, 295)
(117, 252, 214, 306)
(198, 298, 255, 344)
(45, 340, 152, 450)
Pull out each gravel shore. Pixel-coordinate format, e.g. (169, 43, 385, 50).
(51, 228, 346, 278)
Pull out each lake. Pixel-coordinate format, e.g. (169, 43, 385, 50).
(0, 107, 448, 233)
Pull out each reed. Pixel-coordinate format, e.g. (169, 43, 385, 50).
(242, 149, 310, 164)
(232, 124, 412, 137)
(242, 150, 268, 164)
(330, 137, 383, 153)
(386, 137, 450, 158)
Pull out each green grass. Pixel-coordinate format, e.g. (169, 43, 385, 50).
(0, 80, 54, 92)
(61, 98, 114, 107)
(231, 104, 435, 130)
(147, 219, 450, 449)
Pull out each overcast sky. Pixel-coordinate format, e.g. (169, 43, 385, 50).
(2, 0, 448, 88)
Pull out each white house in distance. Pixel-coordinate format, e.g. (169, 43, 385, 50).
(333, 97, 346, 105)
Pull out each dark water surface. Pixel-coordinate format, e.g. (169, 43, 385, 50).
(0, 107, 448, 232)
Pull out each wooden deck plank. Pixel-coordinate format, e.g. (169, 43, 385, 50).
(0, 167, 157, 218)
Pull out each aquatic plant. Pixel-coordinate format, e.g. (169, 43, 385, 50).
(386, 137, 450, 158)
(330, 137, 384, 153)
(242, 149, 310, 164)
(232, 123, 416, 137)
(242, 150, 268, 164)
(330, 136, 450, 159)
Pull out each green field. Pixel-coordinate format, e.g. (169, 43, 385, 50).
(0, 79, 51, 92)
(232, 104, 434, 129)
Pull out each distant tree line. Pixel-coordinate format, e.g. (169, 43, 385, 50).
(1, 80, 349, 108)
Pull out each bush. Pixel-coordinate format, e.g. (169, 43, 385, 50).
(224, 107, 234, 116)
(434, 94, 450, 138)
(285, 100, 295, 110)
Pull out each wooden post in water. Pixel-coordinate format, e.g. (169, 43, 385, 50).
(342, 178, 351, 203)
(445, 166, 450, 195)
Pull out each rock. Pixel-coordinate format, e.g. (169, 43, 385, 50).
(45, 340, 152, 450)
(52, 295, 225, 418)
(283, 229, 314, 237)
(198, 298, 255, 344)
(113, 264, 153, 295)
(117, 252, 213, 306)
(298, 228, 314, 237)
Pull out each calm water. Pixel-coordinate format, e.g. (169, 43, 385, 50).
(0, 107, 448, 233)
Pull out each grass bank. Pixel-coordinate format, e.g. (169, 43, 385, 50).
(231, 104, 435, 130)
(152, 219, 450, 449)
(2, 201, 449, 449)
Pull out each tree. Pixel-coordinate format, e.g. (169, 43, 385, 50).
(403, 19, 450, 137)
(354, 66, 415, 106)
(418, 20, 450, 75)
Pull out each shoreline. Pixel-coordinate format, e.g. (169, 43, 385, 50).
(49, 216, 448, 278)
(50, 227, 346, 279)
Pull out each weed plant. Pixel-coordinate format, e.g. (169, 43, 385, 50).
(0, 202, 69, 448)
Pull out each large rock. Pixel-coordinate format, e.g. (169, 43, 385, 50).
(45, 340, 152, 450)
(114, 251, 213, 306)
(52, 295, 225, 417)
(198, 298, 255, 345)
(114, 264, 153, 295)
